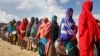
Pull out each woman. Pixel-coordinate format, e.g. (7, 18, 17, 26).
(19, 17, 28, 49)
(51, 15, 59, 43)
(78, 1, 100, 56)
(95, 19, 100, 56)
(7, 21, 14, 43)
(35, 17, 55, 56)
(59, 8, 78, 56)
(30, 17, 39, 38)
(26, 17, 35, 38)
(26, 17, 35, 51)
(15, 21, 21, 46)
(11, 19, 17, 45)
(27, 17, 39, 51)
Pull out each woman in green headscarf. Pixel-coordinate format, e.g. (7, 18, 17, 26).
(29, 17, 39, 51)
(51, 15, 59, 43)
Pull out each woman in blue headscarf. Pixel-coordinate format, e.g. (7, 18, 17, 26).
(59, 8, 78, 56)
(7, 21, 14, 43)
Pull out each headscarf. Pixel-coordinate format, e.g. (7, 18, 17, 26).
(39, 18, 43, 25)
(7, 21, 14, 33)
(31, 17, 35, 23)
(19, 17, 28, 31)
(79, 1, 100, 45)
(52, 15, 57, 23)
(35, 17, 39, 24)
(51, 15, 59, 43)
(12, 19, 16, 25)
(16, 21, 21, 32)
(65, 8, 73, 19)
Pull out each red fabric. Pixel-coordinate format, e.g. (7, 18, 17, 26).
(78, 1, 100, 56)
(19, 18, 28, 40)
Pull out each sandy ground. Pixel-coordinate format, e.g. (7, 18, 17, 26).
(0, 38, 39, 56)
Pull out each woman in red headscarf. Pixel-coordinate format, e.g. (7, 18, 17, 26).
(19, 17, 28, 49)
(78, 0, 100, 56)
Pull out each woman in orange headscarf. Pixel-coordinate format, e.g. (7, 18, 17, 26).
(35, 17, 56, 56)
(78, 0, 100, 56)
(19, 17, 28, 49)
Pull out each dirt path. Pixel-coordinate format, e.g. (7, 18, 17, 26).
(0, 38, 39, 56)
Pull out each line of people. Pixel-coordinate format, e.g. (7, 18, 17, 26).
(0, 0, 100, 56)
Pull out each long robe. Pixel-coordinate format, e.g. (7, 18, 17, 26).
(52, 15, 59, 43)
(78, 1, 100, 56)
(37, 21, 56, 56)
(60, 8, 78, 56)
(19, 18, 28, 40)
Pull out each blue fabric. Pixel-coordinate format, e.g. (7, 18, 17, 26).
(60, 18, 75, 43)
(64, 39, 78, 56)
(39, 43, 45, 56)
(39, 38, 47, 45)
(39, 38, 47, 56)
(8, 24, 14, 33)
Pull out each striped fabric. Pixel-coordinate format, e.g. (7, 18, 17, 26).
(60, 18, 76, 43)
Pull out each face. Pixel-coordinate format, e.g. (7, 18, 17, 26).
(43, 18, 48, 24)
(44, 20, 47, 23)
(66, 8, 73, 18)
(31, 17, 35, 23)
(23, 18, 28, 24)
(69, 11, 73, 17)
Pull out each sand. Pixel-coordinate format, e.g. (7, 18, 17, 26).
(0, 38, 39, 56)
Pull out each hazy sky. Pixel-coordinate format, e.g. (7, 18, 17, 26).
(0, 0, 100, 24)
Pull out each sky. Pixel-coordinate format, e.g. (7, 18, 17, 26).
(0, 0, 100, 25)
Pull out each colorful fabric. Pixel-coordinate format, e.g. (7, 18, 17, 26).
(19, 18, 28, 40)
(64, 39, 78, 56)
(40, 38, 47, 45)
(16, 21, 21, 33)
(30, 18, 39, 37)
(39, 38, 47, 56)
(26, 17, 35, 37)
(39, 41, 45, 56)
(36, 18, 52, 56)
(38, 22, 47, 38)
(52, 15, 59, 43)
(78, 1, 100, 56)
(8, 22, 14, 33)
(60, 8, 77, 43)
(44, 21, 52, 56)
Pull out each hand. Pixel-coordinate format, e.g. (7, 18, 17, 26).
(21, 30, 25, 33)
(59, 41, 64, 46)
